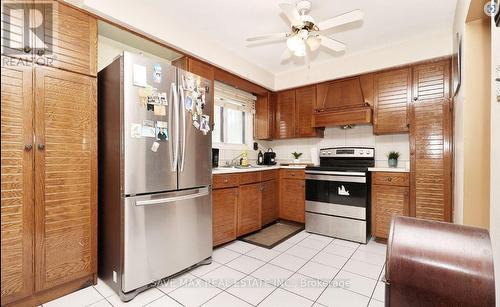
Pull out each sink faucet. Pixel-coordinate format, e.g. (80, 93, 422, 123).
(226, 153, 244, 167)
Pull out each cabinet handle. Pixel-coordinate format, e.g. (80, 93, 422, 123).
(37, 144, 45, 150)
(23, 46, 32, 53)
(291, 173, 295, 176)
(388, 178, 392, 182)
(24, 144, 32, 151)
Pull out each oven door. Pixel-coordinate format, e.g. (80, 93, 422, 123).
(305, 171, 367, 220)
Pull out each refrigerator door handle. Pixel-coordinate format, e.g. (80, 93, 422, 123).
(135, 187, 209, 206)
(168, 83, 176, 172)
(179, 87, 186, 172)
(171, 83, 179, 172)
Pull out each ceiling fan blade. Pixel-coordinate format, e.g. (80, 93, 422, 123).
(279, 3, 302, 26)
(317, 9, 364, 31)
(246, 32, 289, 42)
(319, 35, 346, 52)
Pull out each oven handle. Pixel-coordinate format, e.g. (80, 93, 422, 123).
(305, 174, 366, 183)
(305, 170, 366, 176)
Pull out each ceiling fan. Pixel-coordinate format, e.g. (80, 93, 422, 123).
(246, 1, 364, 59)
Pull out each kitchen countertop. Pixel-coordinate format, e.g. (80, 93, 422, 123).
(368, 167, 410, 173)
(212, 165, 306, 174)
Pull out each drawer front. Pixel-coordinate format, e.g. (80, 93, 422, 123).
(280, 169, 305, 179)
(239, 172, 262, 185)
(261, 170, 278, 181)
(213, 174, 239, 189)
(372, 172, 409, 187)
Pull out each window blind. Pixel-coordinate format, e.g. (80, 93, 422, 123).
(214, 81, 256, 114)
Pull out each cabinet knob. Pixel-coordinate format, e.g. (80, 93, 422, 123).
(413, 96, 418, 101)
(291, 173, 295, 176)
(37, 49, 45, 56)
(37, 144, 45, 150)
(388, 178, 392, 182)
(24, 144, 32, 151)
(23, 46, 32, 53)
(223, 178, 228, 183)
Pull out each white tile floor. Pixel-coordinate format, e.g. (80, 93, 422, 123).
(43, 231, 387, 307)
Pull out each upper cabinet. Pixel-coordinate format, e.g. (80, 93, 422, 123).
(412, 60, 450, 102)
(275, 86, 323, 139)
(373, 68, 412, 134)
(1, 2, 97, 76)
(275, 89, 296, 139)
(254, 93, 274, 140)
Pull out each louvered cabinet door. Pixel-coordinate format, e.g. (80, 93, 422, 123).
(412, 60, 450, 102)
(371, 185, 409, 239)
(275, 90, 296, 139)
(410, 98, 452, 222)
(373, 68, 411, 134)
(1, 62, 34, 304)
(1, 1, 33, 60)
(33, 67, 97, 291)
(35, 1, 97, 76)
(212, 188, 238, 246)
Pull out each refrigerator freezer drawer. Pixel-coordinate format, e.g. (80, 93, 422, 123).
(122, 187, 212, 292)
(305, 212, 367, 244)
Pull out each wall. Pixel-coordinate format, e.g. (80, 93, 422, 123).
(274, 28, 452, 90)
(490, 6, 500, 303)
(217, 125, 410, 168)
(462, 17, 491, 228)
(453, 0, 491, 229)
(98, 35, 171, 72)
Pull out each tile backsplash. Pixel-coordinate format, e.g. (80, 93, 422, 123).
(216, 125, 410, 169)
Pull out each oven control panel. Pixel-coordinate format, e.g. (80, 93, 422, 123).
(319, 147, 375, 158)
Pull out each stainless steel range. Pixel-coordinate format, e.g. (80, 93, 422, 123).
(305, 147, 375, 244)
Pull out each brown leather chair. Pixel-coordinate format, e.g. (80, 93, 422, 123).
(385, 216, 496, 307)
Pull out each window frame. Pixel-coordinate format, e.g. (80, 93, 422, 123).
(212, 106, 253, 150)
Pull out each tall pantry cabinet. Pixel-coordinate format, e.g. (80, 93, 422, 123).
(1, 2, 97, 305)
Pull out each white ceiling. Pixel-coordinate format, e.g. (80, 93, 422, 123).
(144, 0, 457, 74)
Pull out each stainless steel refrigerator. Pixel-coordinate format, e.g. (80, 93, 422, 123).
(98, 52, 213, 301)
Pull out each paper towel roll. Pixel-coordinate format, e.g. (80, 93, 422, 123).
(310, 147, 319, 166)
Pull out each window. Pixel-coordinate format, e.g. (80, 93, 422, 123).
(212, 82, 255, 148)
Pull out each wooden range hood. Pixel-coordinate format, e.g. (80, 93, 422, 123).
(312, 75, 373, 127)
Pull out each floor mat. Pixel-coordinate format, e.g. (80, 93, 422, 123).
(240, 221, 304, 249)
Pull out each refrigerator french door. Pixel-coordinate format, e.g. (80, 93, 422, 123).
(98, 52, 213, 302)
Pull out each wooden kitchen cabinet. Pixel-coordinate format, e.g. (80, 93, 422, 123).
(373, 67, 411, 134)
(38, 2, 98, 76)
(275, 89, 296, 138)
(275, 87, 322, 139)
(1, 64, 97, 304)
(371, 182, 409, 239)
(212, 188, 238, 246)
(279, 170, 305, 223)
(261, 179, 278, 226)
(1, 62, 35, 305)
(237, 183, 262, 236)
(295, 85, 321, 137)
(410, 61, 452, 222)
(254, 93, 274, 140)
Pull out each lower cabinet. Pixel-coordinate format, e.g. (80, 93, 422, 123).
(279, 170, 305, 223)
(212, 188, 238, 246)
(261, 180, 278, 226)
(371, 172, 410, 239)
(237, 183, 262, 236)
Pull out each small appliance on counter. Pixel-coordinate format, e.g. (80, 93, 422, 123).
(212, 148, 219, 168)
(263, 148, 277, 165)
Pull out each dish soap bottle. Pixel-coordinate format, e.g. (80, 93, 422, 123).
(257, 150, 263, 165)
(241, 150, 249, 167)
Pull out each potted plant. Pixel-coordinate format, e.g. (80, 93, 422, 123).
(387, 151, 400, 168)
(292, 152, 303, 163)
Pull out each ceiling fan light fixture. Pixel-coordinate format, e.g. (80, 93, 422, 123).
(306, 35, 321, 51)
(286, 35, 302, 51)
(293, 42, 306, 57)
